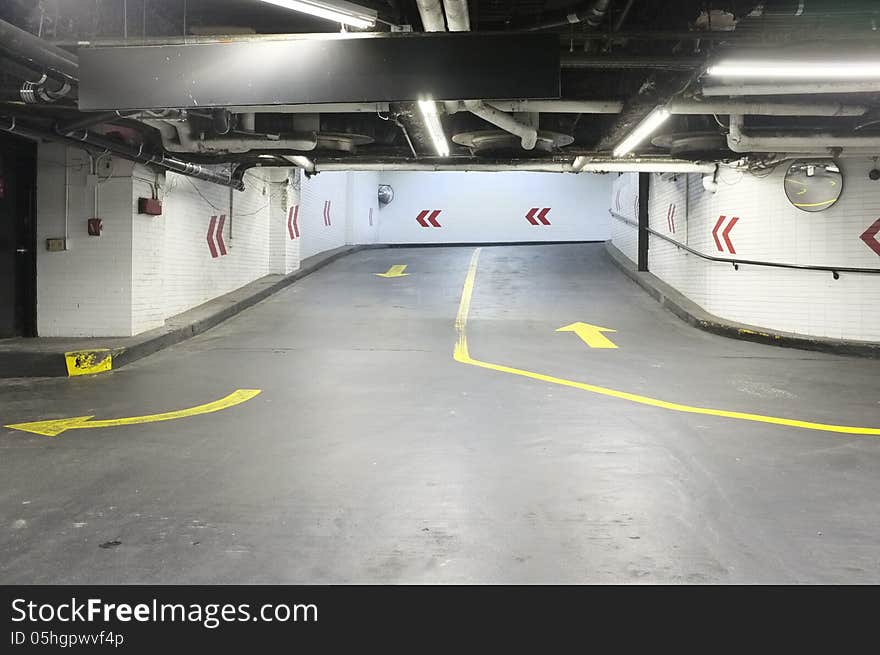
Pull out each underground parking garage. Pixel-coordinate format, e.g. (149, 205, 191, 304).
(1, 0, 880, 642)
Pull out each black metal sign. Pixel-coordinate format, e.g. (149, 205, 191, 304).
(78, 32, 560, 110)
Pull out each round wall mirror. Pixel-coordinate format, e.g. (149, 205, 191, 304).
(784, 160, 843, 212)
(378, 184, 394, 206)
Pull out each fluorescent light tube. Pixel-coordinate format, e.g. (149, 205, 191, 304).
(707, 61, 880, 79)
(612, 107, 670, 158)
(418, 100, 450, 157)
(258, 0, 377, 29)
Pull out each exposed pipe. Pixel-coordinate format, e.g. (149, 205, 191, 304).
(667, 100, 868, 117)
(315, 160, 579, 172)
(0, 116, 244, 190)
(613, 0, 636, 32)
(283, 155, 315, 173)
(392, 116, 419, 159)
(561, 55, 704, 70)
(464, 100, 538, 150)
(225, 103, 390, 114)
(416, 0, 447, 31)
(56, 110, 136, 133)
(0, 18, 79, 80)
(443, 99, 870, 117)
(456, 100, 624, 114)
(162, 135, 318, 154)
(312, 156, 715, 173)
(574, 157, 717, 173)
(727, 114, 880, 154)
(702, 80, 880, 96)
(146, 118, 317, 153)
(522, 0, 611, 31)
(442, 0, 470, 31)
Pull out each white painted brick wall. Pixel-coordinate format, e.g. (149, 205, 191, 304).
(376, 171, 612, 243)
(151, 166, 273, 320)
(613, 160, 880, 342)
(36, 144, 135, 337)
(609, 172, 639, 262)
(299, 171, 350, 258)
(350, 172, 380, 245)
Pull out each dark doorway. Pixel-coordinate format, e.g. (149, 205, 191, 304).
(0, 132, 37, 338)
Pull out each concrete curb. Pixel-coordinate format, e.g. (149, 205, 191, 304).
(604, 242, 880, 359)
(0, 245, 366, 378)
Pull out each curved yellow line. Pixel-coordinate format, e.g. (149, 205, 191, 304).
(454, 248, 880, 436)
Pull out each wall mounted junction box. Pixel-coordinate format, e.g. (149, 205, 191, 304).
(138, 197, 163, 215)
(46, 238, 68, 252)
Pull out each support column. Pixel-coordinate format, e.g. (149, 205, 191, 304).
(637, 172, 649, 272)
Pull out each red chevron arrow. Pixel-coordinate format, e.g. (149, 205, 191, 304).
(860, 218, 880, 257)
(416, 209, 441, 227)
(721, 216, 738, 254)
(526, 207, 551, 225)
(215, 214, 227, 256)
(207, 215, 219, 258)
(712, 215, 739, 254)
(287, 205, 299, 240)
(712, 215, 726, 251)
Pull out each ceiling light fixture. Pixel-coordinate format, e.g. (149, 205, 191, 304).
(258, 0, 377, 29)
(707, 60, 880, 79)
(612, 106, 670, 158)
(418, 99, 450, 157)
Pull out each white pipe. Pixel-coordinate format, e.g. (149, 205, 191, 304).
(442, 0, 470, 30)
(464, 100, 538, 150)
(461, 99, 866, 117)
(225, 103, 390, 113)
(702, 80, 880, 96)
(727, 114, 880, 154)
(313, 158, 715, 173)
(667, 100, 867, 117)
(416, 0, 446, 31)
(574, 157, 717, 173)
(316, 161, 578, 172)
(284, 155, 315, 173)
(465, 99, 624, 114)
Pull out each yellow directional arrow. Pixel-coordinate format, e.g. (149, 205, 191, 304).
(556, 322, 618, 349)
(5, 389, 261, 437)
(375, 264, 409, 278)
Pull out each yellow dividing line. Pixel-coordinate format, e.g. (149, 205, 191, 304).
(454, 247, 880, 436)
(5, 389, 262, 437)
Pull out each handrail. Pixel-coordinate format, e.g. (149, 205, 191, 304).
(609, 209, 880, 277)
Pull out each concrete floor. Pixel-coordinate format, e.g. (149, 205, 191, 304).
(1, 243, 879, 583)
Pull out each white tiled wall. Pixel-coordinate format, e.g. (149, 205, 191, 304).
(349, 171, 380, 246)
(36, 144, 376, 336)
(299, 171, 350, 259)
(609, 173, 639, 262)
(376, 171, 612, 243)
(611, 161, 880, 342)
(36, 144, 135, 337)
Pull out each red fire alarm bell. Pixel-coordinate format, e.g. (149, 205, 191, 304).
(87, 218, 103, 236)
(138, 197, 163, 215)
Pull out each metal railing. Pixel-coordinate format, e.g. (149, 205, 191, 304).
(609, 209, 880, 278)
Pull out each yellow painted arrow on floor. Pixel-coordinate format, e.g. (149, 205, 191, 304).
(4, 389, 262, 437)
(375, 264, 409, 278)
(556, 322, 618, 349)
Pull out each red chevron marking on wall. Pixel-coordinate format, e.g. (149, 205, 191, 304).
(712, 215, 739, 254)
(416, 209, 442, 228)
